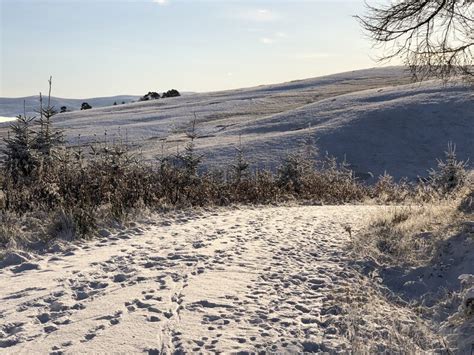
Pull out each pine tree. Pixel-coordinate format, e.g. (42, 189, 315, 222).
(176, 118, 202, 178)
(2, 114, 38, 181)
(231, 135, 249, 184)
(428, 142, 468, 194)
(34, 77, 64, 158)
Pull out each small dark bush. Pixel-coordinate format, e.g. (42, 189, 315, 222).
(139, 92, 160, 101)
(162, 89, 180, 98)
(81, 102, 92, 110)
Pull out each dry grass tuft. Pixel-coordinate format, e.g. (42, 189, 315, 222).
(354, 182, 472, 268)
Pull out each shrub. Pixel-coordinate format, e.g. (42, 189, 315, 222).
(162, 89, 180, 98)
(81, 102, 92, 110)
(229, 136, 249, 186)
(459, 190, 474, 214)
(2, 115, 38, 183)
(372, 173, 412, 203)
(139, 92, 160, 101)
(0, 87, 471, 248)
(427, 142, 468, 195)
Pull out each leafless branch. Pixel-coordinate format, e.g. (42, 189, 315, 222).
(356, 0, 473, 82)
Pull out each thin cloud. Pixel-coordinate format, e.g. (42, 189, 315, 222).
(259, 32, 288, 45)
(260, 37, 275, 45)
(152, 0, 169, 5)
(239, 8, 280, 22)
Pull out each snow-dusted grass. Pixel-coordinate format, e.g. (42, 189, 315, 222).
(350, 186, 474, 352)
(2, 67, 470, 180)
(354, 201, 464, 266)
(0, 205, 450, 353)
(0, 67, 472, 352)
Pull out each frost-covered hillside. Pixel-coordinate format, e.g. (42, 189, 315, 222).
(1, 67, 472, 179)
(0, 95, 140, 120)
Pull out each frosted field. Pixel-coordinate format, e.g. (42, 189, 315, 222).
(1, 67, 472, 180)
(0, 117, 16, 123)
(0, 67, 473, 353)
(1, 205, 472, 353)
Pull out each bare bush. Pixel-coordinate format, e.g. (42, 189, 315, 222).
(0, 86, 471, 248)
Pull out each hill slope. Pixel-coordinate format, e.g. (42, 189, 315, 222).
(0, 95, 140, 120)
(1, 67, 472, 180)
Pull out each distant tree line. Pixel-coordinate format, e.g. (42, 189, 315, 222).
(57, 91, 181, 114)
(139, 89, 181, 102)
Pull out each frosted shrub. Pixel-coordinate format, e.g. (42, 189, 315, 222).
(428, 142, 468, 195)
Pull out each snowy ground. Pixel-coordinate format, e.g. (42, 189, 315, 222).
(0, 205, 453, 353)
(2, 66, 471, 180)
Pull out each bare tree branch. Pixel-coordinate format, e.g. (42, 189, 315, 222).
(356, 0, 473, 82)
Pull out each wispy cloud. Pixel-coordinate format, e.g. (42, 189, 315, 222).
(259, 37, 275, 45)
(239, 8, 280, 22)
(152, 0, 169, 5)
(259, 32, 289, 45)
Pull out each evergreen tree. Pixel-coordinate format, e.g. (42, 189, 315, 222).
(176, 119, 202, 178)
(2, 115, 38, 182)
(428, 142, 468, 194)
(34, 77, 64, 158)
(231, 135, 249, 184)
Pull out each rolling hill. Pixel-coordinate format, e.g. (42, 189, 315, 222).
(0, 67, 472, 180)
(0, 95, 140, 121)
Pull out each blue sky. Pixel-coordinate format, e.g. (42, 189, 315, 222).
(0, 0, 394, 98)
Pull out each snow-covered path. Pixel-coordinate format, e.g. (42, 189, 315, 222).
(0, 206, 434, 353)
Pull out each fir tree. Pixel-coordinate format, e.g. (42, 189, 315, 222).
(34, 77, 64, 158)
(2, 114, 38, 181)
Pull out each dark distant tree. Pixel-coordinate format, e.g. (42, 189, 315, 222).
(162, 89, 181, 98)
(357, 0, 473, 81)
(60, 106, 67, 113)
(81, 102, 92, 110)
(121, 101, 125, 105)
(113, 101, 117, 106)
(139, 91, 160, 101)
